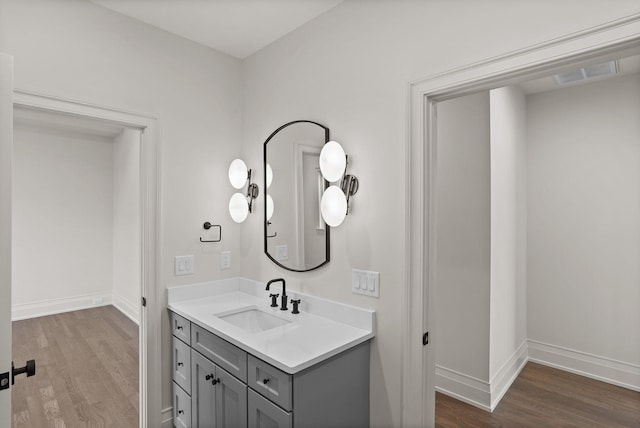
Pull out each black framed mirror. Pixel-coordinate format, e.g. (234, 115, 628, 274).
(263, 120, 330, 272)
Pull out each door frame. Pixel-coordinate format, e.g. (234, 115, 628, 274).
(0, 52, 14, 426)
(12, 89, 162, 427)
(402, 13, 640, 427)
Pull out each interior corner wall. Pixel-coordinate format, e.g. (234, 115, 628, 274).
(113, 128, 141, 324)
(488, 86, 528, 404)
(526, 73, 640, 374)
(12, 123, 114, 318)
(434, 92, 491, 391)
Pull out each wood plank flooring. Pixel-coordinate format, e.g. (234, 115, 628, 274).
(11, 305, 138, 428)
(436, 362, 640, 427)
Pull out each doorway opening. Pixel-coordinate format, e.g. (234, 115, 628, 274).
(432, 55, 640, 425)
(11, 106, 142, 426)
(10, 90, 161, 427)
(402, 14, 640, 427)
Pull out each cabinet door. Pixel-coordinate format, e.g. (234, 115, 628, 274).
(247, 389, 292, 428)
(191, 350, 216, 428)
(216, 366, 247, 428)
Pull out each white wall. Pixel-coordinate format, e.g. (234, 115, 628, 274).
(489, 86, 528, 404)
(435, 92, 491, 384)
(112, 128, 141, 323)
(0, 0, 243, 416)
(12, 120, 114, 316)
(4, 0, 640, 424)
(241, 2, 640, 426)
(527, 73, 640, 367)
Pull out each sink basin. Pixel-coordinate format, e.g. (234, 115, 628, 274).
(216, 306, 291, 333)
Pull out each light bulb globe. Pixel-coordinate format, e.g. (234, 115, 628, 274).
(319, 141, 346, 182)
(229, 159, 248, 189)
(229, 192, 249, 223)
(320, 185, 347, 227)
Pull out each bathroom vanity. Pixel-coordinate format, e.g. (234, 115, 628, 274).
(168, 278, 375, 428)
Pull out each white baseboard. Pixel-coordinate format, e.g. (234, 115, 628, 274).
(12, 291, 112, 321)
(435, 365, 491, 411)
(112, 291, 140, 325)
(437, 340, 640, 412)
(489, 340, 528, 411)
(528, 339, 640, 392)
(436, 340, 528, 412)
(161, 407, 173, 428)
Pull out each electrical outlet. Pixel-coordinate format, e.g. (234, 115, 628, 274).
(221, 251, 231, 270)
(175, 255, 194, 276)
(92, 297, 104, 306)
(352, 269, 380, 298)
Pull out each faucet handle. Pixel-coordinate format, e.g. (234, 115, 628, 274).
(269, 293, 279, 307)
(290, 299, 301, 314)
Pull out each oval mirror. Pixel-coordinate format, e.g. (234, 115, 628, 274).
(263, 120, 330, 272)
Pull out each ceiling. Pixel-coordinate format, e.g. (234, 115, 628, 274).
(89, 0, 344, 59)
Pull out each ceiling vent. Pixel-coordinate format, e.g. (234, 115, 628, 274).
(554, 60, 618, 86)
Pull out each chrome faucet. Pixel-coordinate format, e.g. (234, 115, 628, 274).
(265, 278, 287, 311)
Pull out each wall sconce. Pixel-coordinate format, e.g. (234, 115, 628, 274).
(319, 141, 359, 227)
(228, 158, 259, 223)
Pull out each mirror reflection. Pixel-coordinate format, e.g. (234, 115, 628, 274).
(263, 120, 330, 272)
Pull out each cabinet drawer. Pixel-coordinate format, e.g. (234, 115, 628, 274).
(171, 311, 191, 345)
(248, 355, 292, 411)
(173, 336, 191, 393)
(248, 388, 292, 428)
(191, 324, 247, 382)
(173, 381, 192, 428)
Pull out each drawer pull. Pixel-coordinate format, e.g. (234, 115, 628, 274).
(262, 378, 270, 385)
(177, 362, 184, 367)
(176, 325, 184, 330)
(178, 410, 184, 415)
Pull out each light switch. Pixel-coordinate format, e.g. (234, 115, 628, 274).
(175, 255, 194, 276)
(352, 269, 380, 298)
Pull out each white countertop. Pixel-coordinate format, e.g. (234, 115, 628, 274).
(167, 278, 375, 374)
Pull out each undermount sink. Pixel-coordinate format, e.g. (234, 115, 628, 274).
(216, 306, 291, 333)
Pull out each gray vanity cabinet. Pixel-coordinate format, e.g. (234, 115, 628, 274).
(170, 310, 370, 428)
(191, 350, 247, 428)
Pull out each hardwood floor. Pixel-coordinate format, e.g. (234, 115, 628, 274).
(11, 305, 138, 428)
(436, 362, 640, 427)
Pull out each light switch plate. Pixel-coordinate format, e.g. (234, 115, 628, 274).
(352, 269, 380, 298)
(175, 255, 194, 276)
(276, 244, 288, 261)
(221, 251, 231, 270)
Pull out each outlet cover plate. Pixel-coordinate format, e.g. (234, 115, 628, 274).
(221, 251, 231, 270)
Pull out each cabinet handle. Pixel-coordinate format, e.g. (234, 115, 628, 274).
(177, 362, 183, 367)
(205, 374, 214, 381)
(176, 325, 183, 330)
(178, 410, 184, 415)
(262, 378, 270, 385)
(211, 378, 220, 386)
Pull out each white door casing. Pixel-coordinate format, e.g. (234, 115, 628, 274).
(403, 13, 640, 428)
(9, 89, 162, 427)
(0, 52, 13, 428)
